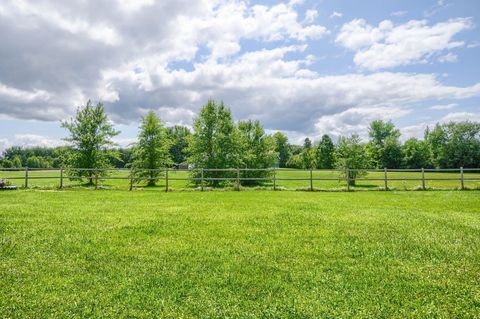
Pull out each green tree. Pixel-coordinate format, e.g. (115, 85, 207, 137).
(445, 121, 480, 168)
(2, 159, 13, 168)
(12, 155, 22, 168)
(382, 136, 403, 168)
(3, 147, 26, 165)
(273, 132, 290, 168)
(424, 124, 447, 168)
(286, 153, 302, 168)
(187, 100, 242, 186)
(167, 125, 191, 166)
(131, 111, 172, 186)
(238, 120, 276, 185)
(402, 138, 431, 168)
(368, 120, 401, 168)
(301, 138, 316, 169)
(62, 101, 120, 184)
(426, 121, 480, 168)
(26, 156, 42, 168)
(316, 134, 335, 169)
(335, 134, 370, 186)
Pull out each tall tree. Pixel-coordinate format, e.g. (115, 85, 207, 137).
(238, 120, 276, 185)
(187, 100, 241, 186)
(335, 134, 370, 186)
(301, 138, 316, 169)
(131, 111, 172, 186)
(444, 121, 480, 168)
(368, 120, 402, 168)
(62, 101, 120, 183)
(12, 155, 22, 168)
(402, 138, 431, 168)
(382, 136, 403, 168)
(316, 134, 335, 169)
(426, 121, 480, 168)
(167, 125, 191, 166)
(273, 132, 290, 168)
(424, 124, 447, 168)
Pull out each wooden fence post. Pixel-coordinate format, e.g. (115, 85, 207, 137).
(236, 168, 240, 191)
(200, 168, 204, 191)
(60, 168, 63, 189)
(24, 167, 29, 188)
(460, 167, 464, 190)
(165, 168, 169, 192)
(384, 167, 388, 191)
(95, 169, 99, 189)
(421, 168, 426, 190)
(346, 168, 350, 192)
(129, 168, 133, 191)
(273, 167, 276, 191)
(310, 168, 313, 191)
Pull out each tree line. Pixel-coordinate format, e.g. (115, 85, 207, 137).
(1, 100, 479, 186)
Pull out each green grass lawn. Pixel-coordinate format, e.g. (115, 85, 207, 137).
(1, 190, 479, 318)
(2, 168, 479, 191)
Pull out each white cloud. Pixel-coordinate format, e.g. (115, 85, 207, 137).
(336, 18, 473, 70)
(440, 111, 480, 123)
(0, 134, 65, 153)
(1, 1, 122, 46)
(112, 137, 137, 148)
(429, 103, 458, 110)
(438, 52, 458, 63)
(0, 0, 479, 146)
(304, 9, 318, 23)
(330, 11, 342, 19)
(467, 41, 480, 48)
(424, 0, 450, 17)
(98, 43, 480, 133)
(315, 106, 411, 141)
(0, 83, 50, 103)
(400, 111, 480, 140)
(117, 0, 155, 12)
(391, 11, 407, 17)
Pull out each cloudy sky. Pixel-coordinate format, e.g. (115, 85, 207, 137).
(0, 0, 479, 151)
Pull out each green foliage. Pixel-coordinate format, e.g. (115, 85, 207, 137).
(335, 134, 370, 185)
(425, 124, 447, 168)
(109, 148, 133, 169)
(187, 100, 242, 186)
(167, 125, 191, 166)
(131, 111, 172, 186)
(368, 120, 401, 168)
(273, 132, 290, 168)
(402, 138, 431, 169)
(62, 101, 120, 183)
(301, 138, 316, 169)
(12, 156, 22, 168)
(425, 121, 480, 168)
(382, 136, 403, 168)
(316, 134, 335, 169)
(286, 153, 303, 168)
(26, 156, 51, 168)
(238, 120, 276, 185)
(1, 159, 13, 168)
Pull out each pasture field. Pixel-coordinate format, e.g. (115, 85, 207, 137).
(1, 168, 479, 191)
(0, 190, 479, 318)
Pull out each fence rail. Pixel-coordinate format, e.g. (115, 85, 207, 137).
(1, 167, 479, 191)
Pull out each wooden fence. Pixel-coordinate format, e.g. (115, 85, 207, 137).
(1, 167, 480, 191)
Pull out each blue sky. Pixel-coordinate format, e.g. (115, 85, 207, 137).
(0, 0, 479, 151)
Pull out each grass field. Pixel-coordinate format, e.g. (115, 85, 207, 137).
(1, 190, 479, 318)
(1, 168, 479, 191)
